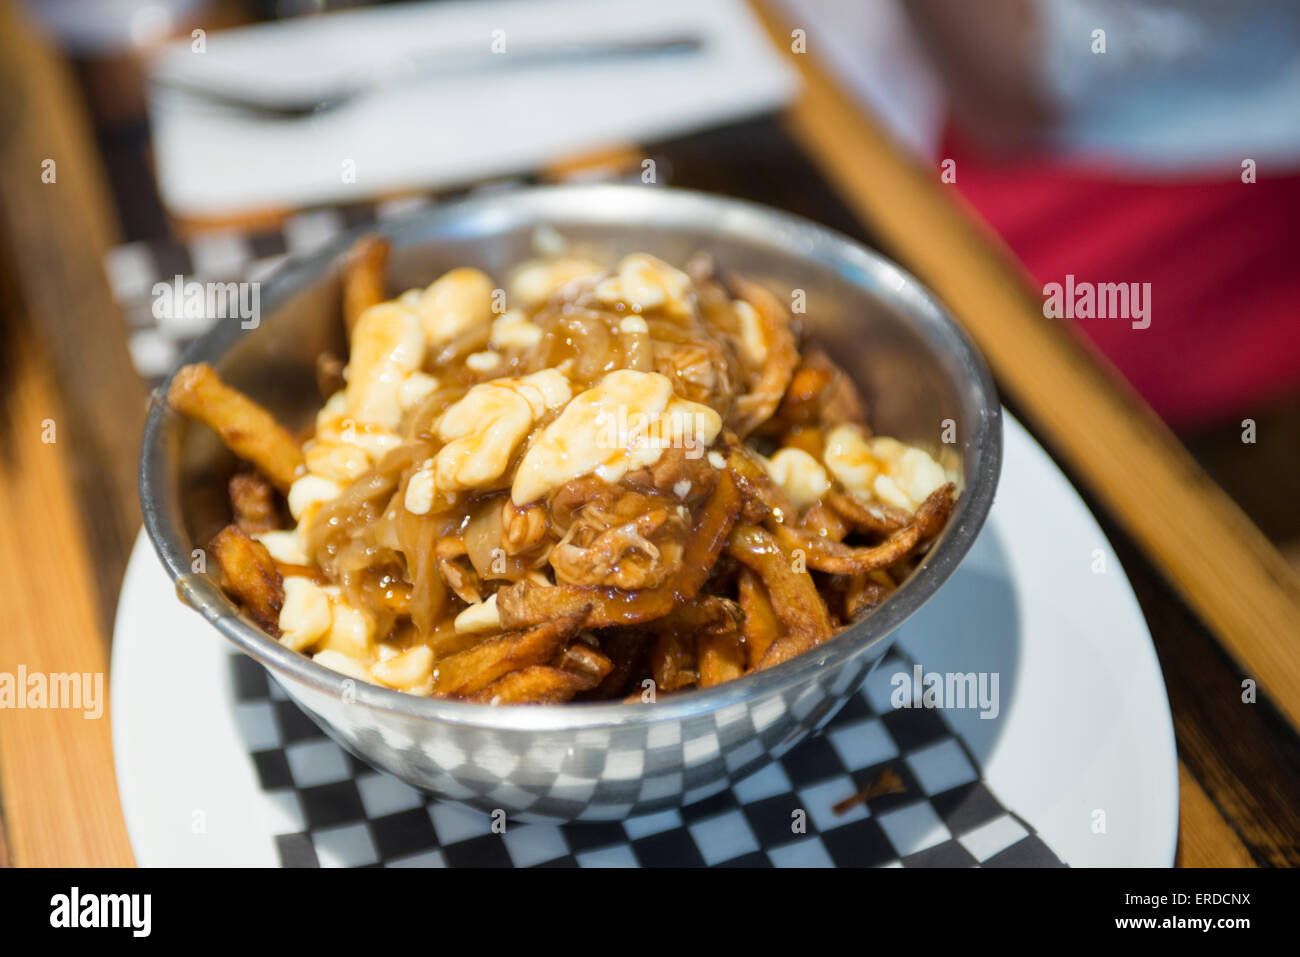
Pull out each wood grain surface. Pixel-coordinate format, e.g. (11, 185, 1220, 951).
(0, 334, 135, 866)
(0, 0, 147, 630)
(1176, 763, 1254, 868)
(0, 0, 137, 867)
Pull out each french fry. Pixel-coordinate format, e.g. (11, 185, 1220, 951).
(209, 524, 284, 636)
(728, 276, 799, 437)
(435, 609, 588, 697)
(652, 596, 743, 636)
(800, 500, 849, 542)
(649, 632, 697, 692)
(342, 234, 389, 341)
(465, 666, 592, 704)
(725, 524, 834, 671)
(771, 355, 835, 430)
(913, 483, 959, 538)
(497, 470, 741, 628)
(726, 446, 799, 524)
(590, 630, 650, 699)
(556, 642, 614, 687)
(826, 488, 910, 537)
(818, 355, 869, 427)
(167, 362, 304, 493)
(842, 571, 895, 622)
(229, 471, 280, 534)
(769, 345, 869, 432)
(772, 484, 956, 575)
(496, 581, 661, 628)
(642, 596, 744, 690)
(781, 424, 825, 458)
(424, 618, 485, 659)
(697, 628, 745, 687)
(737, 567, 782, 668)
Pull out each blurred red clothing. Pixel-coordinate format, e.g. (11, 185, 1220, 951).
(943, 129, 1300, 428)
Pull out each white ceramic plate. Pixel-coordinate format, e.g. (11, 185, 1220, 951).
(111, 414, 1179, 866)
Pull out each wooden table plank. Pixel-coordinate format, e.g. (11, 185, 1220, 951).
(0, 0, 147, 633)
(1176, 762, 1256, 868)
(753, 1, 1300, 732)
(0, 332, 135, 866)
(1076, 499, 1300, 866)
(0, 0, 139, 866)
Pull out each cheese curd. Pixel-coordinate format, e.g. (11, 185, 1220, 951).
(345, 302, 426, 430)
(415, 267, 494, 352)
(311, 649, 372, 683)
(511, 369, 722, 505)
(287, 474, 342, 523)
(434, 369, 572, 493)
(370, 645, 435, 694)
(298, 299, 432, 486)
(255, 529, 308, 565)
(466, 350, 502, 373)
(594, 253, 692, 315)
(399, 371, 439, 410)
(454, 593, 501, 634)
(508, 257, 605, 307)
(489, 309, 544, 350)
(306, 387, 411, 485)
(278, 576, 332, 652)
(314, 586, 377, 659)
(303, 440, 371, 484)
(823, 424, 950, 512)
(765, 447, 832, 511)
(733, 299, 768, 365)
(404, 460, 436, 515)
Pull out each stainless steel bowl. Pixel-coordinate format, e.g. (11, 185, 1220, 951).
(140, 184, 1001, 821)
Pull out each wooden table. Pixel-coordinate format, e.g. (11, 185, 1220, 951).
(1, 0, 1296, 867)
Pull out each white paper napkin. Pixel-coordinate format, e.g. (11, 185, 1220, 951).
(149, 0, 797, 218)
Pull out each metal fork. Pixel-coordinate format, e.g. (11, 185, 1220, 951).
(152, 35, 706, 121)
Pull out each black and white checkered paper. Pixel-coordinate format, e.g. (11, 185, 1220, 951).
(108, 193, 455, 384)
(230, 649, 1062, 868)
